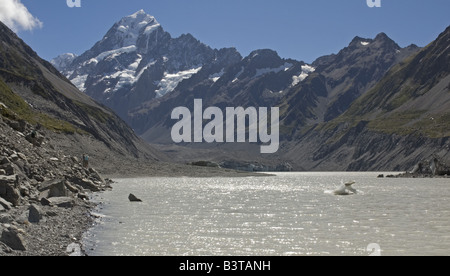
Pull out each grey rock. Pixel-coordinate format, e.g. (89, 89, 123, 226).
(48, 197, 75, 208)
(71, 156, 79, 163)
(0, 225, 26, 251)
(28, 204, 43, 223)
(0, 169, 5, 175)
(17, 153, 27, 161)
(128, 194, 142, 202)
(40, 197, 51, 206)
(69, 177, 100, 192)
(64, 182, 78, 193)
(38, 179, 68, 198)
(0, 197, 12, 210)
(88, 168, 104, 182)
(0, 175, 20, 206)
(0, 205, 4, 213)
(46, 210, 58, 217)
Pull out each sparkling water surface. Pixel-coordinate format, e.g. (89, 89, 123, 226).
(83, 172, 450, 256)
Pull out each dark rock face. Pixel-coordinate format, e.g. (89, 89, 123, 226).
(128, 194, 142, 202)
(28, 204, 43, 223)
(0, 175, 20, 206)
(0, 225, 26, 251)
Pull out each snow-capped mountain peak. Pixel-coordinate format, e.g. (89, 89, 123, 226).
(50, 53, 77, 71)
(56, 10, 241, 117)
(111, 10, 160, 48)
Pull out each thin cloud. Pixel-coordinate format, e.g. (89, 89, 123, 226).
(0, 0, 43, 32)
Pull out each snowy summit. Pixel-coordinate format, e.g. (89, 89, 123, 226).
(112, 9, 160, 48)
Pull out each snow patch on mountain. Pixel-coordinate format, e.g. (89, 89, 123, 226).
(155, 66, 202, 98)
(50, 53, 77, 71)
(94, 45, 137, 62)
(254, 62, 293, 78)
(291, 64, 316, 86)
(209, 69, 225, 83)
(232, 67, 245, 83)
(71, 74, 88, 92)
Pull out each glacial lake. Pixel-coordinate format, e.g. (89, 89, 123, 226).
(83, 172, 450, 256)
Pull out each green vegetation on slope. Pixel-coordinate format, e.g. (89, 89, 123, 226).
(0, 78, 77, 133)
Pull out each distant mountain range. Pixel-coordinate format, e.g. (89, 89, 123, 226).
(53, 10, 450, 171)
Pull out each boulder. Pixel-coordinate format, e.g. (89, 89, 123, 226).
(46, 210, 58, 217)
(69, 177, 100, 192)
(70, 156, 79, 163)
(0, 175, 20, 206)
(88, 168, 104, 182)
(64, 182, 79, 193)
(0, 225, 26, 251)
(17, 153, 27, 161)
(38, 179, 68, 198)
(0, 197, 12, 210)
(28, 204, 43, 223)
(40, 197, 51, 206)
(0, 169, 5, 175)
(128, 194, 142, 202)
(48, 197, 75, 208)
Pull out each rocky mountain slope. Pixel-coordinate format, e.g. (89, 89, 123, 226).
(0, 20, 162, 163)
(282, 26, 450, 171)
(280, 33, 419, 129)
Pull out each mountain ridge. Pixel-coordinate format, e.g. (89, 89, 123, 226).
(52, 10, 449, 171)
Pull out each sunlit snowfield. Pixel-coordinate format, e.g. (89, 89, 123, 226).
(83, 172, 450, 256)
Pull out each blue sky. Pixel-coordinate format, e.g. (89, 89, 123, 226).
(9, 0, 450, 63)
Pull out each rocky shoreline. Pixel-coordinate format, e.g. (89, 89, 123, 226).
(0, 115, 113, 256)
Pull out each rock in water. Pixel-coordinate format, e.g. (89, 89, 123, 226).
(128, 194, 142, 202)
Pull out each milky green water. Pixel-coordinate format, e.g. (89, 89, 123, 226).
(83, 172, 450, 256)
